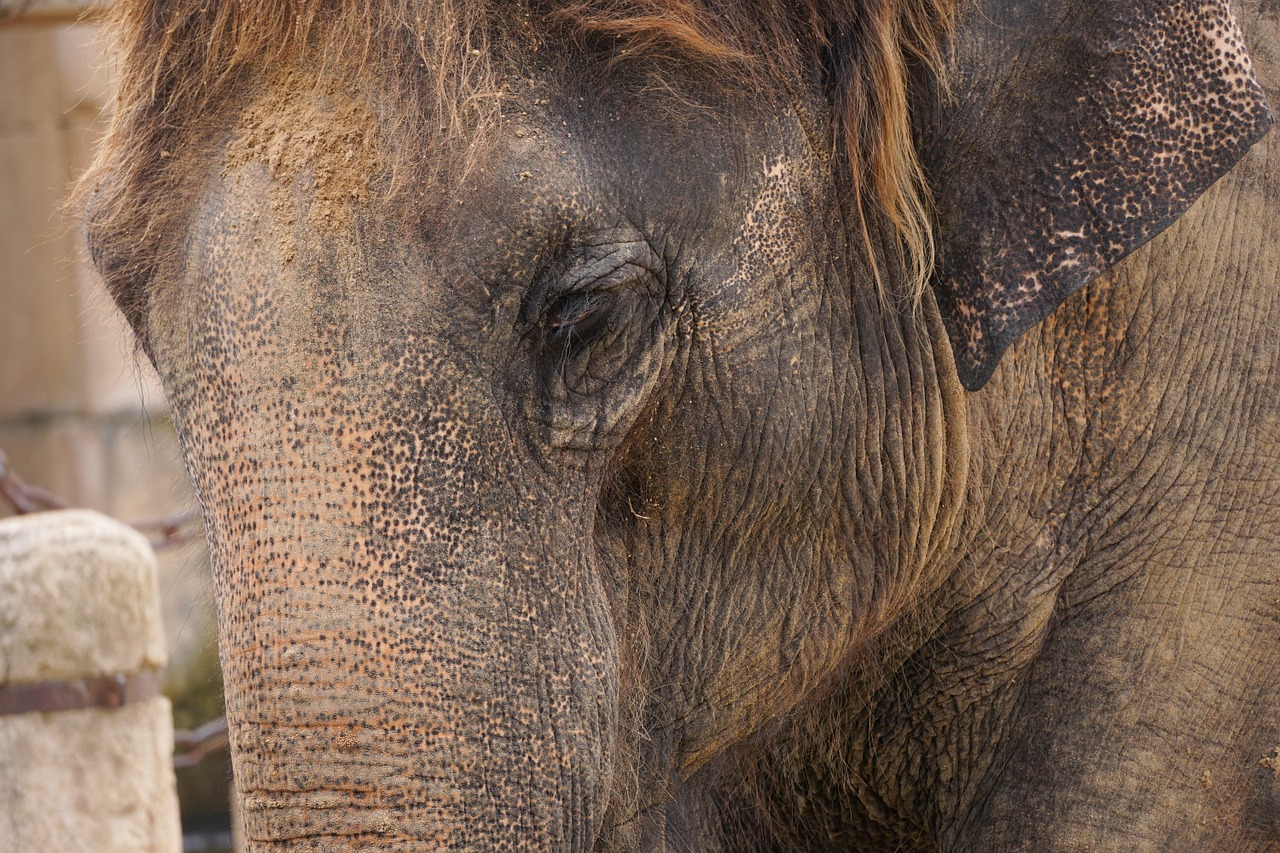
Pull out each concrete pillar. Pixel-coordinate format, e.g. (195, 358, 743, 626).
(0, 509, 181, 853)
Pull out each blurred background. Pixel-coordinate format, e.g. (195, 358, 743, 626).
(0, 3, 234, 849)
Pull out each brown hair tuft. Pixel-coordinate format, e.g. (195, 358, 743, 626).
(79, 0, 955, 311)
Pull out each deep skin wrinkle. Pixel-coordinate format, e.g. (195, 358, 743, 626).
(730, 9, 1280, 848)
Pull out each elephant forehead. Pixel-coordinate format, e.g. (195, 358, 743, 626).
(221, 67, 383, 263)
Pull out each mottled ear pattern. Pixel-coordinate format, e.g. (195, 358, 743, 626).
(919, 0, 1274, 390)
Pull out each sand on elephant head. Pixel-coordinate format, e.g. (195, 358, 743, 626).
(223, 68, 382, 264)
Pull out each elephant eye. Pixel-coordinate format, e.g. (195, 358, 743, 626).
(542, 290, 617, 382)
(519, 235, 668, 407)
(549, 292, 610, 348)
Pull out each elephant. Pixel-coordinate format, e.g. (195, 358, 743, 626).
(79, 0, 1279, 849)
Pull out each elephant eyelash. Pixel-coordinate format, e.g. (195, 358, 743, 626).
(522, 240, 664, 392)
(549, 292, 608, 337)
(545, 293, 613, 384)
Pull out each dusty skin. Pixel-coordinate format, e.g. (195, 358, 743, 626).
(78, 0, 1278, 850)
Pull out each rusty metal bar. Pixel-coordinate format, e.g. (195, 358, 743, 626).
(0, 448, 203, 550)
(173, 716, 230, 770)
(0, 670, 162, 717)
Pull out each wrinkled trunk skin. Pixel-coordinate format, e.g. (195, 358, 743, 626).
(151, 179, 617, 850)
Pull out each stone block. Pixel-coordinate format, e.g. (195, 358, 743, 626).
(0, 509, 166, 682)
(0, 509, 180, 853)
(1, 701, 182, 853)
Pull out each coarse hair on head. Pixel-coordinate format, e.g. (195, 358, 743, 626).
(77, 0, 955, 316)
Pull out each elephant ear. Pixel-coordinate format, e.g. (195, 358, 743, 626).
(919, 0, 1274, 390)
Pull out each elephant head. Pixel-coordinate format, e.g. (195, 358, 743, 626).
(80, 0, 1272, 848)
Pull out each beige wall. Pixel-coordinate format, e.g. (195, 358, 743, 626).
(0, 17, 214, 678)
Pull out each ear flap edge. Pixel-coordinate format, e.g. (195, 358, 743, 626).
(923, 0, 1276, 391)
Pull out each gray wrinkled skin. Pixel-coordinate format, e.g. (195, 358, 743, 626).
(92, 2, 1278, 851)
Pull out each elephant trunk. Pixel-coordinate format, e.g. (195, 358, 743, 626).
(151, 233, 624, 847)
(210, 493, 619, 850)
(181, 376, 620, 849)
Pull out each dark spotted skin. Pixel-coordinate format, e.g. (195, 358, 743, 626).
(96, 2, 1278, 851)
(736, 5, 1280, 849)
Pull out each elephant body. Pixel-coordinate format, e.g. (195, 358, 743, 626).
(81, 0, 1278, 849)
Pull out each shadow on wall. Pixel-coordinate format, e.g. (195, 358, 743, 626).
(0, 7, 233, 847)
